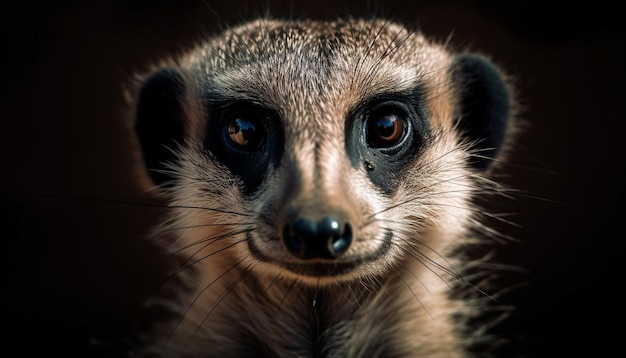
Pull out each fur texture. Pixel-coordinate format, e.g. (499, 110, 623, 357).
(131, 17, 516, 357)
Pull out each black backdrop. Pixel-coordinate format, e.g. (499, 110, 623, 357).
(1, 0, 624, 356)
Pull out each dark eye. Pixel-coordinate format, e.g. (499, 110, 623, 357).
(366, 111, 405, 148)
(225, 113, 266, 151)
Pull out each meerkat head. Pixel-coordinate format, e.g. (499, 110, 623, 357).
(133, 18, 512, 287)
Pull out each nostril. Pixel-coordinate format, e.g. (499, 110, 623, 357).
(282, 216, 353, 259)
(318, 217, 352, 257)
(329, 222, 352, 257)
(283, 232, 304, 257)
(282, 219, 315, 258)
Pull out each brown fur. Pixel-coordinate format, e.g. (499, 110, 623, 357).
(130, 17, 517, 357)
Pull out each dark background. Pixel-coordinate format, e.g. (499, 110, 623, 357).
(1, 0, 624, 356)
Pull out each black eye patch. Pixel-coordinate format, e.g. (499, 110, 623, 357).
(204, 101, 284, 195)
(345, 89, 429, 195)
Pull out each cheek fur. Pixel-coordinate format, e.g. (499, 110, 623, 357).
(130, 17, 517, 358)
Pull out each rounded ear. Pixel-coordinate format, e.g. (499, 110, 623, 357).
(134, 68, 186, 186)
(450, 54, 511, 171)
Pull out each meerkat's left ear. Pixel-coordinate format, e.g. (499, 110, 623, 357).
(449, 54, 512, 171)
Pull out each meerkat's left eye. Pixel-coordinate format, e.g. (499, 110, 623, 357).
(366, 109, 407, 148)
(225, 113, 266, 151)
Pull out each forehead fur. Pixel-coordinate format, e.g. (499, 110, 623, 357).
(178, 18, 454, 142)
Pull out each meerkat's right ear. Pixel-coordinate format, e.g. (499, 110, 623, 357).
(134, 68, 187, 187)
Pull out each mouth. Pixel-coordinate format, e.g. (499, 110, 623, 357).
(247, 230, 393, 278)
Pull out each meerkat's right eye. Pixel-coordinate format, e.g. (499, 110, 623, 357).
(207, 102, 283, 194)
(223, 112, 267, 152)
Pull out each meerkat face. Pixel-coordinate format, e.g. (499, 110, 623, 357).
(133, 19, 511, 286)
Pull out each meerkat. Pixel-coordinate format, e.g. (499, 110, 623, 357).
(130, 16, 516, 358)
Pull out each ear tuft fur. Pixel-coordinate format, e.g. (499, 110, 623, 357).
(134, 68, 186, 186)
(450, 54, 511, 170)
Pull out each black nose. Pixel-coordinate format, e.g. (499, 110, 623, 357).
(282, 216, 352, 259)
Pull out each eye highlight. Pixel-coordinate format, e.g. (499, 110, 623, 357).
(225, 113, 266, 151)
(366, 110, 406, 148)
